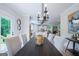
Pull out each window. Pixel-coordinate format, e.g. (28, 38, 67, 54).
(0, 17, 11, 44)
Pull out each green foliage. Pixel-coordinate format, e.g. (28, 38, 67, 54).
(48, 24, 52, 31)
(1, 17, 10, 37)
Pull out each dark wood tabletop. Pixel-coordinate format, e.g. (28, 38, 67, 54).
(15, 37, 62, 56)
(66, 38, 79, 43)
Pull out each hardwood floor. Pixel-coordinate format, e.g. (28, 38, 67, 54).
(15, 37, 62, 56)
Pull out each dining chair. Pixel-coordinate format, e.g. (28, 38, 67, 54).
(21, 34, 27, 46)
(6, 36, 22, 56)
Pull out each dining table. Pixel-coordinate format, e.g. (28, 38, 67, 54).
(15, 37, 62, 56)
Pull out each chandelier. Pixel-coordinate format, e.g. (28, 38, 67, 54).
(37, 4, 49, 25)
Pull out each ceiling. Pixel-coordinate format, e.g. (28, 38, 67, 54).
(46, 3, 74, 18)
(3, 3, 42, 17)
(0, 3, 74, 24)
(46, 3, 74, 24)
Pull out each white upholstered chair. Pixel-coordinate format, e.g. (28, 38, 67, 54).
(21, 34, 27, 46)
(6, 36, 22, 56)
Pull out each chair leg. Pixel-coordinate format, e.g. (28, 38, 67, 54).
(65, 40, 70, 52)
(52, 34, 56, 40)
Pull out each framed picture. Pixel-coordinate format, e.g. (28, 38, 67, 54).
(68, 11, 79, 33)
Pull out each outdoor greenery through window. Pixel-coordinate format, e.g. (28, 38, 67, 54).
(0, 17, 10, 44)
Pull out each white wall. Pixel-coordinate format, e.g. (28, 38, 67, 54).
(0, 4, 42, 42)
(0, 4, 30, 36)
(20, 15, 30, 41)
(46, 3, 73, 25)
(60, 4, 79, 51)
(61, 4, 79, 36)
(0, 4, 20, 36)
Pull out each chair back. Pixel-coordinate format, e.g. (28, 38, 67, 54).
(21, 34, 27, 46)
(6, 36, 22, 55)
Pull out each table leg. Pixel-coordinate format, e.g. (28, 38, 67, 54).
(65, 40, 70, 52)
(52, 34, 55, 40)
(73, 42, 75, 51)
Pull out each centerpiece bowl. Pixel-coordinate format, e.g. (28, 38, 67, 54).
(35, 35, 45, 46)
